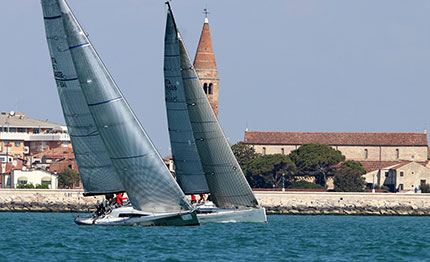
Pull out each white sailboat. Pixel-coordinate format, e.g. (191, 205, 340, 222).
(41, 0, 199, 226)
(163, 3, 267, 223)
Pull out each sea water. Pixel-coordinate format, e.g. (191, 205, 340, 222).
(0, 213, 429, 261)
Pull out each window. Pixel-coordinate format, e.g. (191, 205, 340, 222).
(62, 141, 69, 148)
(399, 184, 404, 191)
(396, 149, 399, 160)
(364, 149, 368, 159)
(385, 172, 389, 178)
(203, 83, 208, 94)
(281, 148, 285, 155)
(14, 141, 21, 147)
(400, 171, 404, 177)
(262, 147, 266, 155)
(421, 180, 426, 185)
(208, 83, 213, 94)
(17, 177, 28, 185)
(33, 129, 40, 134)
(41, 141, 47, 151)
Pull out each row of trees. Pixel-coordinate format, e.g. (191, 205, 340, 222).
(232, 142, 366, 192)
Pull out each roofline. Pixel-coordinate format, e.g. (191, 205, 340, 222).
(243, 142, 428, 147)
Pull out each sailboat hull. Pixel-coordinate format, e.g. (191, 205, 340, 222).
(196, 205, 267, 223)
(74, 206, 199, 226)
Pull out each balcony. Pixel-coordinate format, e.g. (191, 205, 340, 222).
(0, 132, 70, 142)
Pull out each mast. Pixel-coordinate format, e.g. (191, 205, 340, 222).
(41, 0, 125, 195)
(165, 3, 258, 209)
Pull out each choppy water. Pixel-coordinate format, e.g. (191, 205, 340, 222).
(0, 213, 429, 261)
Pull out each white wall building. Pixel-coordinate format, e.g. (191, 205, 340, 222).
(3, 169, 59, 189)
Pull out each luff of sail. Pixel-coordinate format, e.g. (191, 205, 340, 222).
(165, 5, 258, 209)
(164, 9, 210, 194)
(41, 0, 125, 195)
(52, 0, 192, 214)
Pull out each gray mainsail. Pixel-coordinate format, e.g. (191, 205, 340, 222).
(43, 0, 192, 213)
(41, 0, 125, 195)
(164, 10, 210, 194)
(165, 5, 258, 209)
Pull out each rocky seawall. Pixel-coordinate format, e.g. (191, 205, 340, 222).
(1, 189, 430, 215)
(0, 189, 102, 212)
(255, 191, 430, 215)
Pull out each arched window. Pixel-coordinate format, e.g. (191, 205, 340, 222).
(396, 149, 399, 160)
(17, 177, 28, 185)
(364, 149, 368, 159)
(208, 83, 213, 94)
(203, 83, 208, 94)
(262, 147, 266, 155)
(281, 148, 285, 155)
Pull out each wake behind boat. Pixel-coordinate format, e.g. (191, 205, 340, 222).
(42, 0, 199, 227)
(163, 3, 266, 223)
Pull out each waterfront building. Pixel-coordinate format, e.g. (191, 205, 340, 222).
(0, 111, 71, 159)
(3, 169, 58, 189)
(244, 130, 430, 191)
(194, 14, 220, 118)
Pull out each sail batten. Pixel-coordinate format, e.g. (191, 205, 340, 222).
(41, 0, 125, 195)
(165, 5, 258, 209)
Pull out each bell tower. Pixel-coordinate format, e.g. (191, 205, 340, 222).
(193, 9, 220, 118)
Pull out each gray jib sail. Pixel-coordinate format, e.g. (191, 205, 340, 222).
(49, 0, 192, 213)
(166, 6, 258, 209)
(164, 11, 210, 194)
(41, 0, 125, 195)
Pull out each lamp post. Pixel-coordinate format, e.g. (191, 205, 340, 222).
(282, 173, 285, 192)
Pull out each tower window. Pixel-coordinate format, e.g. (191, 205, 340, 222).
(281, 148, 285, 155)
(396, 149, 399, 160)
(262, 147, 266, 155)
(203, 83, 208, 94)
(208, 83, 213, 94)
(364, 149, 368, 159)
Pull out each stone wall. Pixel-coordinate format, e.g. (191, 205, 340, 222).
(0, 189, 102, 212)
(255, 191, 430, 215)
(1, 189, 430, 215)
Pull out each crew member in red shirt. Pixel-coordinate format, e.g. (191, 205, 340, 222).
(116, 193, 127, 206)
(191, 194, 197, 204)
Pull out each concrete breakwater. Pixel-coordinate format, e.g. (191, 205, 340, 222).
(1, 189, 430, 215)
(256, 191, 430, 215)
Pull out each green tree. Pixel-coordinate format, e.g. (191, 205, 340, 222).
(333, 164, 366, 192)
(246, 154, 296, 188)
(287, 180, 324, 189)
(58, 168, 80, 188)
(289, 144, 345, 188)
(231, 142, 259, 174)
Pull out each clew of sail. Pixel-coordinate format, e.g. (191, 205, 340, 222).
(165, 5, 258, 209)
(41, 0, 125, 195)
(48, 0, 192, 214)
(164, 9, 210, 195)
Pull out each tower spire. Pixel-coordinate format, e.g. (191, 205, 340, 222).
(194, 10, 220, 118)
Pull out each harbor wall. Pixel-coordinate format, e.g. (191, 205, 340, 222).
(255, 191, 430, 215)
(1, 189, 430, 215)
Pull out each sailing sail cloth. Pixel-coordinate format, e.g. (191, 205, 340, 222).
(41, 0, 125, 195)
(165, 7, 258, 209)
(164, 12, 210, 194)
(42, 0, 192, 214)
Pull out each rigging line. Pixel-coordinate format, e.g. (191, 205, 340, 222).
(87, 97, 122, 107)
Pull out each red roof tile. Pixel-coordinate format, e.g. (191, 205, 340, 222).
(244, 131, 428, 146)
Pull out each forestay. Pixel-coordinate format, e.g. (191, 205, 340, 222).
(164, 11, 210, 194)
(48, 0, 192, 213)
(166, 6, 258, 209)
(41, 0, 125, 195)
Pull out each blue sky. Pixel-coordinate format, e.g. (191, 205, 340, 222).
(1, 0, 430, 155)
